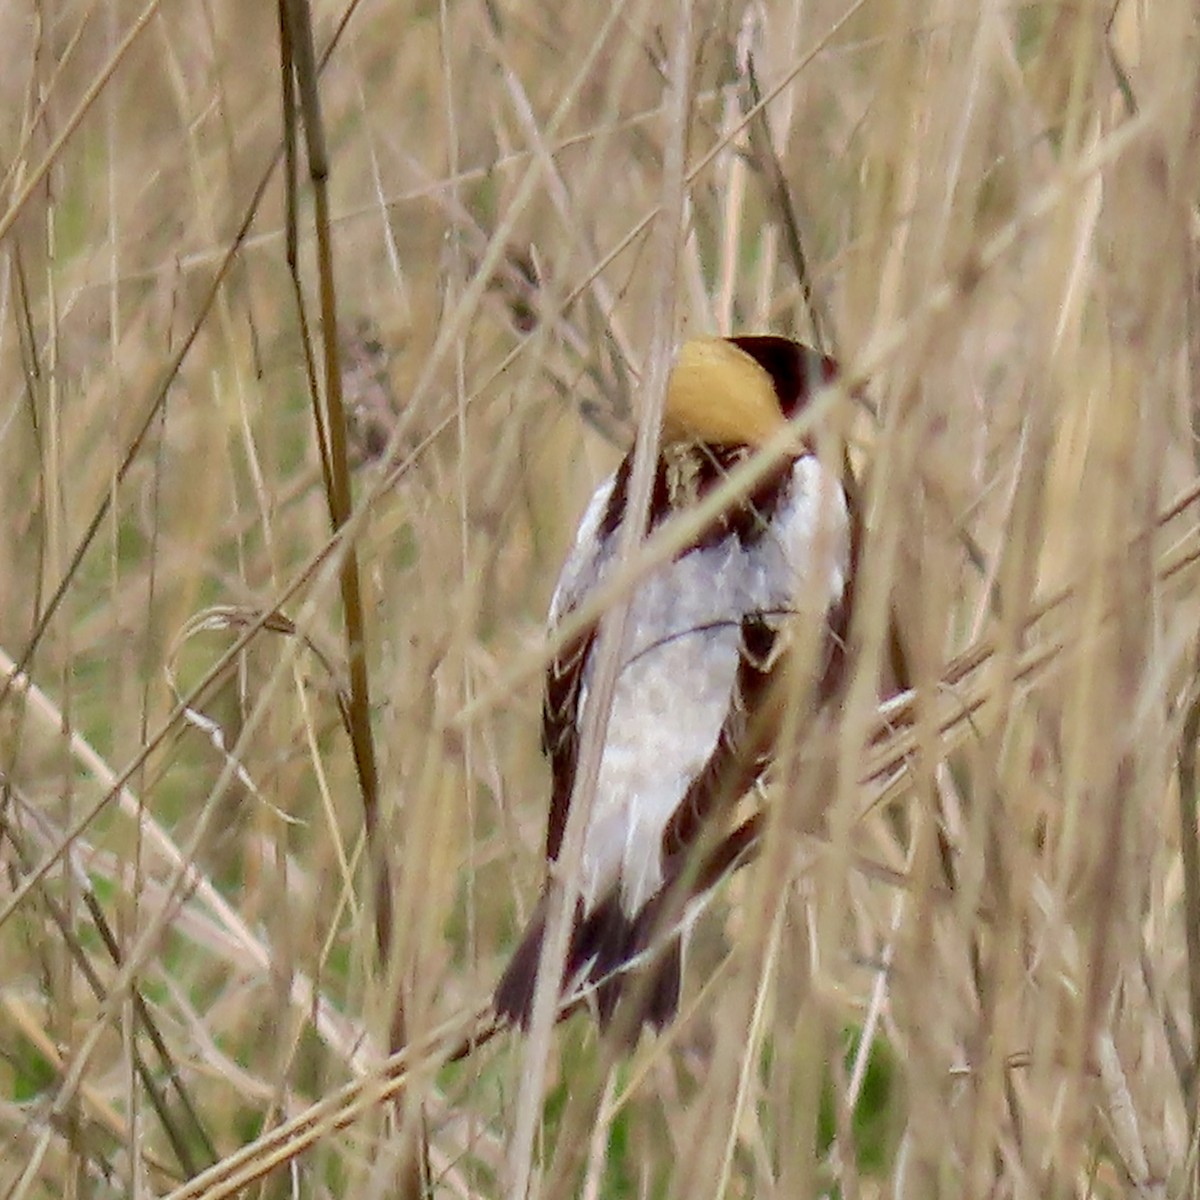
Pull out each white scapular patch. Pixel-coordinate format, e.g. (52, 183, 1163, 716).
(548, 473, 617, 626)
(555, 455, 849, 917)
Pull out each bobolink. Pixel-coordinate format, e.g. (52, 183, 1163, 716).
(496, 335, 853, 1033)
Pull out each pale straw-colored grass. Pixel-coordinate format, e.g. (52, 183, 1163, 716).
(1, 1, 1197, 1197)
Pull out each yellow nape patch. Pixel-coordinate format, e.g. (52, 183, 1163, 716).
(663, 337, 785, 448)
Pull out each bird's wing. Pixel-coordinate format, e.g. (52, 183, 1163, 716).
(542, 470, 618, 861)
(661, 454, 851, 863)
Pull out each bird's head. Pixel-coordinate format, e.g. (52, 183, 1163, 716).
(662, 335, 837, 449)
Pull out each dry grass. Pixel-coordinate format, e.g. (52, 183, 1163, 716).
(1, 0, 1198, 1196)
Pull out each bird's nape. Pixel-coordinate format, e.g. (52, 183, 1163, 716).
(662, 337, 787, 448)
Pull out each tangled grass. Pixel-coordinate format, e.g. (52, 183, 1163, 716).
(1, 1, 1198, 1196)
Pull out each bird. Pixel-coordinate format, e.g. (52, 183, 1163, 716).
(494, 334, 855, 1036)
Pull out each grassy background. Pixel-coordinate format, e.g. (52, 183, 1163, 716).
(2, 0, 1199, 1196)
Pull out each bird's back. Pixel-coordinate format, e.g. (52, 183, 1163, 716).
(496, 444, 849, 1031)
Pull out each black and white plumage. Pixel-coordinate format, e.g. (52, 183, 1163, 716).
(495, 335, 854, 1033)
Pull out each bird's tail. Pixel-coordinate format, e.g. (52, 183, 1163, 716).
(493, 892, 682, 1034)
